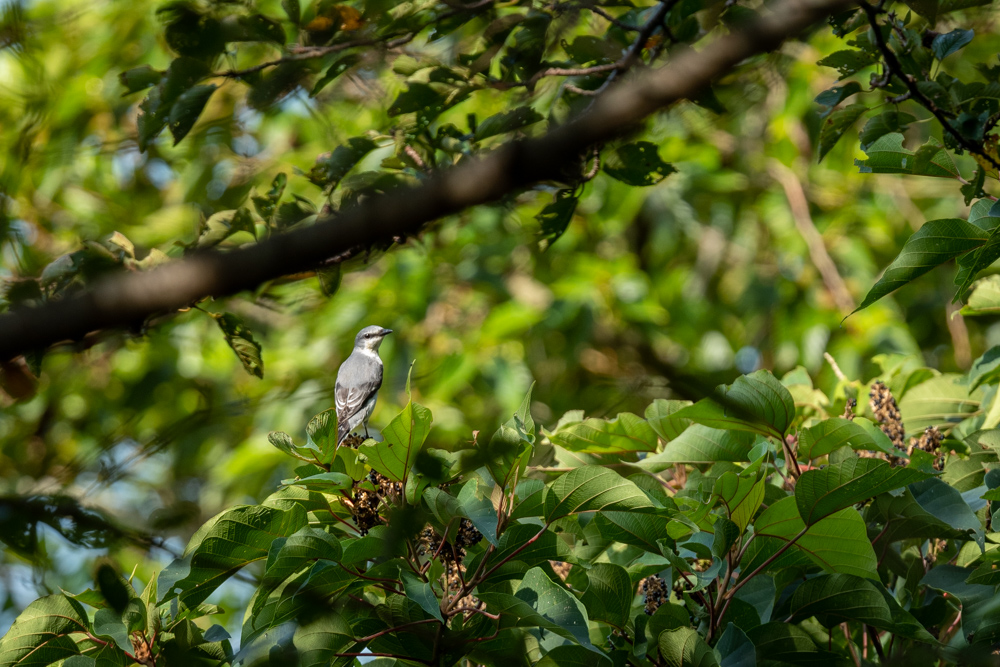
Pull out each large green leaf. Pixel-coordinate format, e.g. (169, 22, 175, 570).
(482, 523, 569, 572)
(603, 141, 676, 187)
(657, 628, 719, 667)
(797, 418, 893, 459)
(358, 400, 433, 483)
(457, 478, 500, 547)
(898, 373, 981, 434)
(672, 371, 795, 439)
(713, 465, 766, 532)
(869, 485, 975, 543)
(399, 569, 443, 622)
(292, 614, 356, 667)
(478, 567, 594, 648)
(740, 496, 878, 578)
(257, 527, 342, 604)
(644, 400, 692, 441)
(546, 412, 658, 454)
(962, 275, 1000, 316)
(474, 106, 543, 141)
(0, 595, 90, 667)
(580, 563, 632, 628)
(788, 574, 893, 627)
(854, 219, 988, 313)
(544, 465, 658, 521)
(855, 133, 960, 178)
(158, 504, 307, 607)
(795, 457, 931, 525)
(593, 511, 675, 553)
(642, 426, 757, 467)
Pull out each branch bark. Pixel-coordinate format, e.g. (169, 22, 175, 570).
(0, 0, 852, 361)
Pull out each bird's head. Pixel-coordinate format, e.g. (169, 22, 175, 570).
(354, 325, 392, 352)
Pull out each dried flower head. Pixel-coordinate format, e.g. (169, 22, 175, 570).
(369, 469, 402, 499)
(908, 425, 945, 470)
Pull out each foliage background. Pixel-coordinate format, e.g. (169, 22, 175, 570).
(0, 0, 998, 649)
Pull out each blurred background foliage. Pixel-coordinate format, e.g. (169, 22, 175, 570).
(0, 0, 997, 642)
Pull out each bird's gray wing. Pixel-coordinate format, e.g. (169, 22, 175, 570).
(335, 353, 383, 441)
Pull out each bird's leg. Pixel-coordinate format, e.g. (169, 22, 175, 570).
(365, 425, 370, 438)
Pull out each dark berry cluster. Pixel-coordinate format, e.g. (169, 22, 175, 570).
(369, 469, 402, 499)
(870, 381, 905, 449)
(908, 425, 944, 469)
(641, 575, 667, 615)
(841, 397, 857, 419)
(455, 519, 483, 549)
(351, 487, 381, 536)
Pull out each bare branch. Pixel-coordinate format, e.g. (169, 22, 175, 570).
(0, 0, 852, 361)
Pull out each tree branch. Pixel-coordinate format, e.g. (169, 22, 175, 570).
(0, 0, 852, 361)
(858, 0, 1000, 174)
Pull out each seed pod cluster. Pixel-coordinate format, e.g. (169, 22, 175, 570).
(869, 381, 905, 449)
(550, 560, 573, 581)
(351, 487, 381, 536)
(341, 434, 364, 449)
(417, 519, 482, 563)
(908, 425, 944, 470)
(641, 575, 668, 615)
(369, 469, 402, 499)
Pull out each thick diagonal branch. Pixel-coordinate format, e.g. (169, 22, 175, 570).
(0, 0, 851, 361)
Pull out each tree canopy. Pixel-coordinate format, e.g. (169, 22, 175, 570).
(2, 0, 1000, 664)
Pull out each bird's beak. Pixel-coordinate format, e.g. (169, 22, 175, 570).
(381, 328, 393, 336)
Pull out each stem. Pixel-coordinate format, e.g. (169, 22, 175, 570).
(843, 623, 861, 667)
(358, 618, 439, 643)
(725, 527, 809, 600)
(866, 625, 886, 662)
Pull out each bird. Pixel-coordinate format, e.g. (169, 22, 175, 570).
(335, 325, 392, 445)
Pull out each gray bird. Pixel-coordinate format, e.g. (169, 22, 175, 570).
(335, 325, 392, 445)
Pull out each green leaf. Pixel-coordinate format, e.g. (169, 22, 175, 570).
(968, 346, 1000, 390)
(537, 189, 578, 251)
(292, 615, 356, 667)
(308, 137, 378, 190)
(672, 370, 795, 439)
(814, 82, 861, 116)
(788, 574, 893, 627)
(536, 646, 612, 667)
(136, 57, 210, 151)
(657, 627, 720, 667)
(859, 111, 916, 147)
(903, 0, 939, 21)
(167, 84, 215, 144)
(118, 65, 162, 95)
(715, 624, 755, 667)
(795, 457, 931, 525)
(899, 373, 981, 434)
(0, 595, 90, 666)
(259, 527, 342, 601)
(479, 567, 594, 648)
(92, 608, 131, 653)
(962, 275, 1000, 316)
(740, 496, 878, 578)
(159, 504, 306, 607)
(399, 569, 443, 622)
(546, 412, 657, 454)
(713, 466, 766, 532)
(798, 417, 895, 459)
(310, 54, 359, 96)
(358, 399, 433, 484)
(817, 49, 878, 79)
(603, 142, 676, 187)
(457, 478, 499, 547)
(818, 103, 867, 160)
(853, 219, 988, 313)
(855, 133, 961, 178)
(483, 384, 535, 489)
(644, 399, 692, 441)
(932, 28, 974, 60)
(474, 106, 543, 141)
(544, 465, 658, 521)
(745, 623, 826, 664)
(214, 312, 264, 378)
(483, 524, 568, 571)
(593, 510, 674, 553)
(580, 563, 632, 628)
(643, 426, 757, 467)
(252, 172, 287, 221)
(267, 431, 318, 463)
